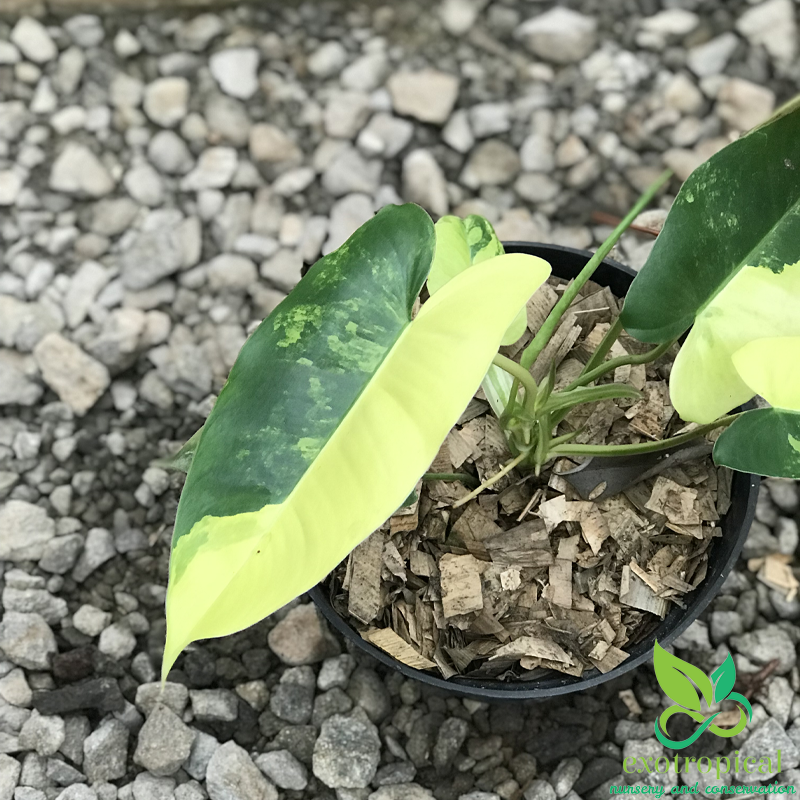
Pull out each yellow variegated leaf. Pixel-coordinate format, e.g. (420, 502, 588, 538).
(163, 250, 550, 678)
(732, 336, 800, 410)
(670, 261, 800, 424)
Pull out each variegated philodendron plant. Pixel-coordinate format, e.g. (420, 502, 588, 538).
(159, 96, 800, 679)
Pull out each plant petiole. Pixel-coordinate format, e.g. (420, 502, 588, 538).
(492, 354, 537, 408)
(518, 169, 672, 374)
(452, 451, 528, 508)
(567, 338, 676, 391)
(542, 383, 642, 414)
(422, 472, 481, 488)
(581, 318, 623, 376)
(548, 414, 739, 459)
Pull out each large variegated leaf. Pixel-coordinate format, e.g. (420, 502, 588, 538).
(732, 336, 800, 410)
(714, 408, 800, 479)
(669, 261, 800, 423)
(620, 99, 800, 345)
(163, 204, 551, 678)
(428, 215, 527, 346)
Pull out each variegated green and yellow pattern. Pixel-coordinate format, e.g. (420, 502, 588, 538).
(163, 204, 551, 678)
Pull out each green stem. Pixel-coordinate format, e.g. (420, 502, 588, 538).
(582, 318, 623, 376)
(422, 472, 480, 488)
(452, 451, 527, 508)
(519, 169, 672, 373)
(492, 354, 537, 406)
(543, 383, 641, 414)
(566, 338, 676, 391)
(548, 415, 738, 458)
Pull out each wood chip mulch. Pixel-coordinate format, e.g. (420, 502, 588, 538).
(326, 276, 733, 681)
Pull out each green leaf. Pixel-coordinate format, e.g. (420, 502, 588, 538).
(732, 336, 800, 411)
(428, 215, 527, 347)
(620, 100, 800, 345)
(153, 427, 203, 473)
(713, 408, 800, 479)
(653, 640, 714, 711)
(163, 203, 551, 678)
(668, 260, 800, 423)
(711, 652, 736, 703)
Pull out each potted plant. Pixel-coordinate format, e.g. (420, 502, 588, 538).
(157, 97, 800, 699)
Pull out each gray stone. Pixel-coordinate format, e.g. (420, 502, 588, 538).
(709, 610, 743, 644)
(0, 754, 21, 799)
(369, 786, 434, 800)
(552, 757, 582, 798)
(313, 711, 381, 789)
(308, 41, 348, 78)
(736, 0, 797, 65)
(249, 123, 300, 164)
(143, 78, 190, 127)
(524, 781, 556, 800)
(207, 255, 258, 292)
(123, 163, 164, 207)
(133, 704, 196, 776)
(347, 668, 391, 725)
(33, 334, 110, 416)
(686, 33, 739, 78)
(11, 18, 57, 64)
(131, 773, 174, 800)
(176, 14, 225, 51)
(0, 501, 56, 562)
(50, 144, 114, 198)
(71, 528, 115, 582)
(433, 717, 469, 769)
(387, 70, 459, 125)
(181, 147, 238, 191)
(98, 623, 137, 660)
(439, 0, 480, 36)
(185, 730, 220, 781)
(18, 711, 64, 756)
(322, 145, 382, 197)
(120, 215, 200, 290)
(135, 682, 188, 718)
(517, 8, 597, 64)
(341, 53, 389, 92)
(737, 719, 799, 782)
(63, 261, 111, 328)
(148, 131, 194, 175)
(210, 48, 260, 100)
(267, 604, 340, 666)
(72, 605, 111, 638)
(2, 588, 67, 625)
(190, 690, 238, 722)
(716, 78, 775, 131)
(0, 172, 22, 206)
(83, 719, 128, 782)
(0, 361, 41, 407)
(39, 536, 83, 575)
(0, 613, 56, 670)
(731, 626, 796, 674)
(254, 750, 308, 791)
(0, 668, 31, 708)
(461, 139, 521, 188)
(206, 741, 278, 800)
(317, 655, 357, 691)
(402, 149, 448, 218)
(324, 91, 371, 139)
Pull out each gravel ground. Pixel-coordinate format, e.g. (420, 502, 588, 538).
(0, 2, 800, 799)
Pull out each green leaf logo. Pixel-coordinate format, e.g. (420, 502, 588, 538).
(653, 643, 752, 749)
(653, 641, 714, 711)
(711, 652, 736, 703)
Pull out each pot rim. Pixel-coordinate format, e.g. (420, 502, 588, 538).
(309, 241, 760, 701)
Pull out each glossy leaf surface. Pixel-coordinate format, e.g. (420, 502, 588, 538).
(668, 261, 800, 423)
(163, 204, 551, 678)
(713, 408, 800, 479)
(428, 215, 527, 346)
(732, 336, 800, 410)
(620, 101, 800, 345)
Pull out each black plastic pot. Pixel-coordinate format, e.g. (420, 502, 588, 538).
(309, 242, 760, 701)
